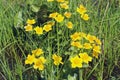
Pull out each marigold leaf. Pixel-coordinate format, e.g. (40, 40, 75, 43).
(14, 11, 23, 28)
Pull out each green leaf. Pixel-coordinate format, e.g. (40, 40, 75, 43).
(14, 11, 23, 28)
(58, 30, 62, 35)
(26, 0, 34, 5)
(31, 5, 40, 12)
(67, 74, 77, 80)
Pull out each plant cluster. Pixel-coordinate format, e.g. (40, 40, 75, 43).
(24, 0, 101, 80)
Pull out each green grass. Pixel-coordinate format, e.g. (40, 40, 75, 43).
(0, 0, 120, 80)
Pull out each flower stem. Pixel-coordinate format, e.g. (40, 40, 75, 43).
(56, 23, 60, 55)
(56, 66, 59, 80)
(79, 69, 83, 80)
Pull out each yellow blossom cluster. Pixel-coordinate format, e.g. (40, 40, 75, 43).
(49, 12, 73, 29)
(24, 19, 36, 31)
(25, 49, 64, 71)
(25, 48, 46, 70)
(25, 48, 63, 70)
(77, 5, 89, 21)
(47, 0, 69, 9)
(49, 12, 64, 23)
(70, 32, 101, 68)
(70, 52, 92, 68)
(47, 0, 73, 29)
(70, 32, 101, 63)
(24, 0, 101, 73)
(24, 19, 55, 35)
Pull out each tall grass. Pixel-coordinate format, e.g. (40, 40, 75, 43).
(0, 0, 120, 80)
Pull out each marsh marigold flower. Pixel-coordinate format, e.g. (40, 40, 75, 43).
(83, 43, 92, 49)
(33, 56, 46, 70)
(60, 3, 69, 9)
(25, 54, 36, 65)
(52, 54, 63, 66)
(49, 12, 58, 19)
(71, 41, 83, 48)
(34, 26, 43, 35)
(77, 5, 87, 15)
(94, 38, 101, 45)
(32, 48, 44, 56)
(70, 32, 81, 41)
(24, 24, 33, 31)
(79, 52, 92, 64)
(55, 14, 64, 22)
(27, 19, 36, 25)
(66, 21, 73, 29)
(92, 51, 99, 58)
(86, 34, 96, 43)
(64, 12, 71, 18)
(81, 14, 89, 21)
(43, 24, 52, 32)
(70, 55, 83, 68)
(93, 45, 101, 53)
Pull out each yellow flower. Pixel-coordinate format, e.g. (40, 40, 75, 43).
(79, 32, 87, 38)
(47, 0, 54, 2)
(81, 14, 89, 21)
(86, 34, 96, 43)
(43, 24, 52, 32)
(26, 19, 36, 25)
(32, 48, 44, 56)
(93, 45, 101, 53)
(71, 41, 83, 48)
(34, 26, 43, 35)
(57, 0, 64, 2)
(55, 14, 64, 22)
(70, 32, 81, 41)
(92, 51, 99, 58)
(64, 12, 71, 18)
(94, 38, 101, 45)
(33, 56, 46, 70)
(70, 55, 83, 68)
(60, 3, 69, 9)
(49, 12, 58, 19)
(25, 54, 36, 65)
(77, 5, 87, 15)
(66, 21, 73, 29)
(79, 52, 92, 64)
(24, 24, 33, 31)
(83, 43, 92, 49)
(52, 54, 63, 66)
